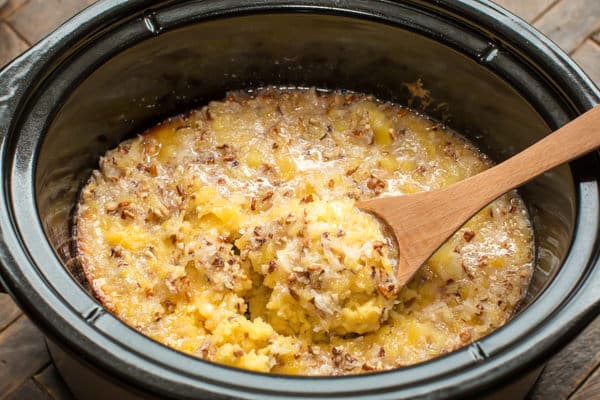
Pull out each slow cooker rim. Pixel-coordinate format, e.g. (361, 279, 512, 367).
(0, 0, 599, 399)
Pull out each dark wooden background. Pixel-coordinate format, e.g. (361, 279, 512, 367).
(0, 0, 599, 399)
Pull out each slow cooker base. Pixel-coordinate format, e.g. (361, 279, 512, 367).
(47, 340, 543, 400)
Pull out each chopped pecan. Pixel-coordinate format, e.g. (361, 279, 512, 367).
(105, 201, 119, 213)
(372, 240, 385, 256)
(366, 175, 386, 194)
(262, 191, 274, 202)
(110, 246, 123, 258)
(301, 194, 314, 203)
(162, 299, 175, 313)
(268, 260, 277, 273)
(463, 230, 475, 242)
(223, 153, 236, 162)
(345, 165, 359, 176)
(289, 288, 300, 301)
(362, 362, 379, 371)
(212, 257, 224, 268)
(285, 214, 296, 224)
(170, 232, 183, 244)
(199, 341, 210, 357)
(459, 330, 472, 343)
(121, 209, 135, 219)
(462, 262, 475, 279)
(377, 277, 397, 299)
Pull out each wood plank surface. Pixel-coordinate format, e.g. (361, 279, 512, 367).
(527, 316, 600, 399)
(0, 1, 599, 399)
(534, 0, 600, 53)
(33, 365, 75, 400)
(0, 293, 22, 332)
(5, 380, 52, 400)
(572, 39, 600, 85)
(0, 0, 27, 19)
(0, 316, 51, 397)
(571, 365, 600, 400)
(6, 0, 93, 44)
(0, 22, 28, 67)
(491, 0, 558, 22)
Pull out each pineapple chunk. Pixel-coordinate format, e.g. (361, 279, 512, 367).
(398, 159, 417, 173)
(246, 147, 263, 168)
(379, 155, 399, 171)
(146, 120, 182, 163)
(103, 222, 150, 252)
(353, 102, 393, 146)
(428, 242, 463, 281)
(489, 256, 505, 268)
(275, 154, 297, 181)
(369, 108, 393, 146)
(406, 320, 424, 345)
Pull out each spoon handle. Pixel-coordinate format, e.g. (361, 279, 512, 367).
(457, 105, 600, 208)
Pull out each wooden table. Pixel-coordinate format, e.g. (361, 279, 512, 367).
(0, 1, 599, 399)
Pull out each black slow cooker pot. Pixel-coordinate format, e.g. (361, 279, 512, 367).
(0, 1, 599, 399)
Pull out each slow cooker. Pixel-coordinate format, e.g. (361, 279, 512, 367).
(0, 1, 599, 399)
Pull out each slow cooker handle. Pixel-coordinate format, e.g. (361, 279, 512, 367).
(561, 230, 600, 327)
(0, 50, 41, 295)
(575, 271, 600, 320)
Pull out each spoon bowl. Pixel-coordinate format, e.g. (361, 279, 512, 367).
(357, 105, 600, 288)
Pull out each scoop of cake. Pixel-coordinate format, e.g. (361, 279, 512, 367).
(236, 199, 398, 337)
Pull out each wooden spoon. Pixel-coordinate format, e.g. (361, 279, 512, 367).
(357, 105, 600, 288)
